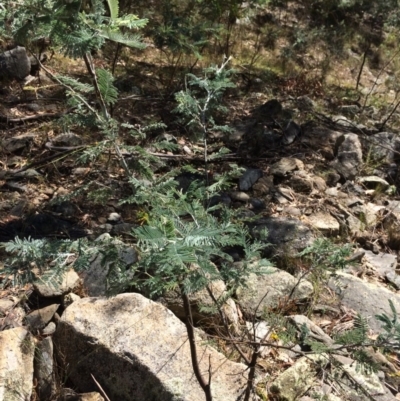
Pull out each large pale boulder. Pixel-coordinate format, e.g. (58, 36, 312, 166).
(329, 272, 400, 333)
(54, 293, 249, 401)
(0, 327, 35, 401)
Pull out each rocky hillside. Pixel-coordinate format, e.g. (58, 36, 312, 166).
(1, 2, 400, 400)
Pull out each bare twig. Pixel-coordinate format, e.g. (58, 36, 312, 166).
(243, 349, 259, 401)
(91, 374, 112, 401)
(181, 289, 213, 401)
(355, 44, 370, 91)
(362, 47, 400, 110)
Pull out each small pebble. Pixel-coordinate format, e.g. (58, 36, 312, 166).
(107, 212, 121, 223)
(230, 191, 250, 202)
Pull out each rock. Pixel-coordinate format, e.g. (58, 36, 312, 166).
(238, 168, 263, 191)
(287, 171, 313, 194)
(282, 120, 301, 145)
(107, 212, 121, 223)
(236, 268, 313, 317)
(385, 200, 400, 220)
(23, 74, 36, 85)
(72, 167, 91, 176)
(0, 298, 14, 313)
(51, 133, 83, 147)
(308, 212, 340, 235)
(0, 46, 31, 80)
(1, 306, 25, 329)
(282, 352, 393, 401)
(50, 200, 80, 218)
(110, 222, 135, 236)
(351, 202, 385, 228)
(57, 388, 80, 400)
(252, 175, 274, 195)
(332, 115, 354, 129)
(253, 98, 283, 121)
(162, 279, 239, 332)
(26, 103, 41, 112)
(339, 105, 360, 118)
(0, 327, 35, 400)
(326, 171, 341, 187)
(62, 293, 81, 308)
(2, 132, 37, 153)
(182, 145, 192, 154)
(245, 321, 271, 357)
(251, 217, 314, 258)
(358, 176, 390, 190)
(96, 223, 113, 234)
(270, 157, 304, 177)
(345, 196, 363, 207)
(80, 393, 105, 401)
(54, 293, 248, 401)
(283, 206, 302, 216)
(82, 237, 138, 296)
(346, 214, 365, 235)
(367, 132, 400, 164)
(331, 133, 362, 180)
(311, 176, 327, 192)
(296, 96, 315, 111)
(363, 251, 400, 288)
(249, 198, 266, 210)
(274, 186, 294, 203)
(56, 186, 70, 196)
(270, 354, 326, 401)
(331, 354, 391, 401)
(34, 337, 56, 400)
(301, 123, 342, 160)
(24, 304, 60, 331)
(288, 315, 333, 346)
(42, 321, 57, 335)
(34, 269, 80, 297)
(229, 191, 250, 202)
(329, 272, 400, 333)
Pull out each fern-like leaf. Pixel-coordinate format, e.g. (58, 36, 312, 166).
(105, 0, 119, 20)
(96, 68, 118, 105)
(98, 29, 146, 49)
(56, 75, 94, 94)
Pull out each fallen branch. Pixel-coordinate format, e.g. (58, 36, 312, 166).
(0, 111, 63, 123)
